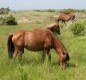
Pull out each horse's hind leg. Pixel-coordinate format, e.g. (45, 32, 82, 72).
(17, 47, 24, 60)
(13, 46, 18, 59)
(13, 46, 24, 60)
(13, 50, 18, 59)
(18, 51, 23, 60)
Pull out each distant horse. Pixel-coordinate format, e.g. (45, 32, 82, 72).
(47, 22, 60, 35)
(7, 29, 70, 68)
(57, 13, 75, 25)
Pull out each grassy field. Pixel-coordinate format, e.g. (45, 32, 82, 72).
(0, 11, 86, 80)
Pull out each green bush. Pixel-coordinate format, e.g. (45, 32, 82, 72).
(0, 15, 17, 25)
(71, 22, 85, 36)
(5, 15, 17, 25)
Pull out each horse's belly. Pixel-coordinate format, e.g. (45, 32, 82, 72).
(25, 45, 43, 51)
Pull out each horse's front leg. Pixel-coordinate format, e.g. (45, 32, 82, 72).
(46, 49, 51, 62)
(41, 50, 46, 63)
(63, 21, 66, 25)
(13, 47, 18, 60)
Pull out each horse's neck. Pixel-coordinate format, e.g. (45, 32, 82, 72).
(53, 38, 66, 54)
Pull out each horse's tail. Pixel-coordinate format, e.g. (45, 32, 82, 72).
(7, 34, 14, 59)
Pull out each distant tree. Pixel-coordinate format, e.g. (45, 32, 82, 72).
(47, 9, 56, 12)
(0, 7, 10, 14)
(3, 7, 10, 14)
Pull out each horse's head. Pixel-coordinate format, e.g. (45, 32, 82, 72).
(53, 24, 60, 35)
(71, 14, 75, 21)
(47, 23, 60, 35)
(59, 50, 70, 68)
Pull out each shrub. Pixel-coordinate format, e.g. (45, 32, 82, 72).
(5, 15, 17, 25)
(0, 15, 17, 25)
(71, 22, 85, 36)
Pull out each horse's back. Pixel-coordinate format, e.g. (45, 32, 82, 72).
(25, 29, 53, 44)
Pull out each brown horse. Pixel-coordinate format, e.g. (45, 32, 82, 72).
(7, 29, 69, 67)
(47, 22, 60, 35)
(57, 13, 75, 25)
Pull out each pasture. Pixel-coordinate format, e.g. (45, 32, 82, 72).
(0, 10, 86, 80)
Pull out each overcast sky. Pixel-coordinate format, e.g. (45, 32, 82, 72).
(0, 0, 86, 10)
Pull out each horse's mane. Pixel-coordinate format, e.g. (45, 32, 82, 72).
(46, 22, 59, 28)
(47, 23, 56, 27)
(31, 28, 54, 36)
(54, 36, 67, 53)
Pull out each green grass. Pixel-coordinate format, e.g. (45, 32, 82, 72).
(0, 11, 86, 80)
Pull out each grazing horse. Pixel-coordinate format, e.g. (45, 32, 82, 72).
(47, 22, 60, 35)
(7, 29, 70, 67)
(57, 13, 75, 25)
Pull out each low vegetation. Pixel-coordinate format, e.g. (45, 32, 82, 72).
(71, 21, 85, 36)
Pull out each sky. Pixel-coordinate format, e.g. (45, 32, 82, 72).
(0, 0, 86, 10)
